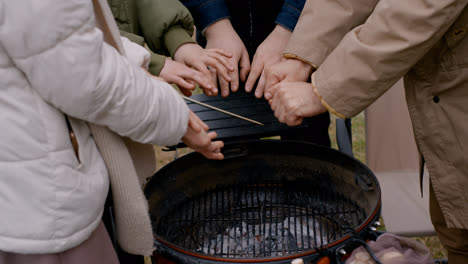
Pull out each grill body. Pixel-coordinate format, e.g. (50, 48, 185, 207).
(145, 140, 381, 263)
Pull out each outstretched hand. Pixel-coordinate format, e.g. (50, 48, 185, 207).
(263, 58, 314, 100)
(182, 111, 224, 160)
(159, 58, 211, 96)
(205, 19, 250, 97)
(244, 25, 292, 98)
(174, 43, 233, 96)
(268, 81, 327, 126)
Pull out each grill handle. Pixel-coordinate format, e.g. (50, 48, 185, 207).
(221, 144, 249, 159)
(354, 172, 375, 191)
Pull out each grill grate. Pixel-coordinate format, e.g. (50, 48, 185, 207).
(155, 181, 367, 259)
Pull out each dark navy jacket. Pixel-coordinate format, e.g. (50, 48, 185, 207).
(180, 0, 306, 56)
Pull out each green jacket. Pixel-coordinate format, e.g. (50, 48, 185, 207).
(108, 0, 196, 75)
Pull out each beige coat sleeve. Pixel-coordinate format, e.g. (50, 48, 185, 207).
(284, 0, 378, 68)
(312, 0, 468, 118)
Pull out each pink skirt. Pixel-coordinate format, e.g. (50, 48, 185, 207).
(0, 221, 119, 264)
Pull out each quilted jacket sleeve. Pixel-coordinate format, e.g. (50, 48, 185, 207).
(137, 0, 195, 58)
(0, 0, 189, 146)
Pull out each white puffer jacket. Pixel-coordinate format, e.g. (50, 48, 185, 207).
(0, 0, 189, 254)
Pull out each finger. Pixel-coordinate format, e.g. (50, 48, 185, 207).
(202, 133, 220, 152)
(287, 116, 303, 127)
(210, 141, 225, 159)
(219, 73, 231, 97)
(264, 79, 279, 101)
(171, 77, 196, 91)
(215, 140, 224, 150)
(205, 57, 232, 82)
(203, 87, 216, 96)
(201, 70, 218, 96)
(206, 131, 218, 141)
(270, 95, 278, 112)
(205, 136, 224, 159)
(239, 48, 251, 82)
(188, 112, 203, 133)
(207, 48, 233, 58)
(188, 119, 202, 133)
(190, 111, 209, 131)
(176, 67, 211, 88)
(195, 63, 222, 95)
(203, 151, 224, 160)
(230, 61, 240, 93)
(209, 69, 218, 96)
(244, 57, 263, 93)
(207, 52, 234, 72)
(196, 77, 216, 93)
(182, 66, 215, 92)
(254, 71, 266, 99)
(194, 114, 209, 131)
(180, 89, 192, 97)
(264, 68, 281, 100)
(267, 82, 282, 100)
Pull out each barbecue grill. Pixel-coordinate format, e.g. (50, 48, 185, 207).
(144, 90, 381, 263)
(145, 140, 381, 264)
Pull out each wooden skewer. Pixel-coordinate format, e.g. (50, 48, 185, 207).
(183, 96, 264, 126)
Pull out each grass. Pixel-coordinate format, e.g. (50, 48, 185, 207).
(153, 111, 447, 260)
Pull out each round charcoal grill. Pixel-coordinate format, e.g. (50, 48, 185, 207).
(145, 140, 381, 264)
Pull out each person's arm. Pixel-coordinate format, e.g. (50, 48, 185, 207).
(263, 0, 378, 98)
(137, 0, 195, 56)
(314, 0, 467, 118)
(0, 0, 189, 146)
(275, 0, 306, 32)
(243, 0, 306, 97)
(137, 0, 233, 96)
(179, 0, 230, 33)
(202, 19, 251, 97)
(269, 0, 467, 124)
(283, 0, 378, 67)
(244, 25, 292, 98)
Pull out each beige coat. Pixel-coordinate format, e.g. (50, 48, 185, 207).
(285, 0, 468, 229)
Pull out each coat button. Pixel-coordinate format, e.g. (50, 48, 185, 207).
(433, 96, 440, 103)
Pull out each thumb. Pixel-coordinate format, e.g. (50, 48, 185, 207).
(239, 48, 251, 82)
(187, 111, 203, 133)
(264, 67, 283, 100)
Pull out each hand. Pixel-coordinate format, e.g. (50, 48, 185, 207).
(264, 58, 314, 100)
(182, 111, 224, 160)
(174, 43, 233, 96)
(268, 81, 327, 126)
(244, 25, 292, 98)
(205, 19, 250, 97)
(159, 58, 213, 96)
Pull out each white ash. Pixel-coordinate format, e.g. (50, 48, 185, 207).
(197, 216, 330, 257)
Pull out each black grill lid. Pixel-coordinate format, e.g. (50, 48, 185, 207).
(169, 89, 311, 149)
